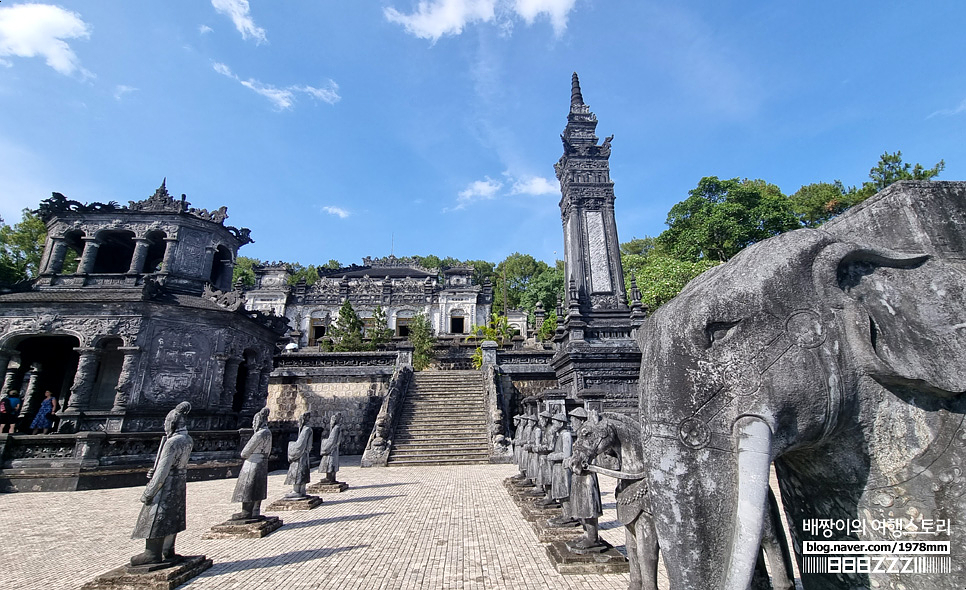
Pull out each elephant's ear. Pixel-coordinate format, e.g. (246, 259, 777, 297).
(815, 242, 966, 396)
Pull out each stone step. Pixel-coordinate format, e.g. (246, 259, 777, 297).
(394, 430, 489, 439)
(392, 442, 489, 452)
(386, 457, 490, 466)
(389, 449, 490, 459)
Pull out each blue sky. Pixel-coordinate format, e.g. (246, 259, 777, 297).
(1, 1, 964, 267)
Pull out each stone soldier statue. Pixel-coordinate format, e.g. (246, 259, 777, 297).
(547, 411, 578, 526)
(130, 401, 193, 566)
(564, 407, 604, 550)
(510, 414, 526, 480)
(230, 407, 272, 521)
(518, 414, 535, 483)
(317, 412, 342, 484)
(284, 411, 313, 498)
(536, 410, 562, 506)
(525, 411, 545, 491)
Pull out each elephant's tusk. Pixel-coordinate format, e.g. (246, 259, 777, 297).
(584, 464, 646, 480)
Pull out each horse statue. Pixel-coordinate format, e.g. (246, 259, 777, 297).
(569, 410, 795, 590)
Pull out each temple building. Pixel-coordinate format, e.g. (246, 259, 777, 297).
(244, 256, 494, 347)
(0, 182, 287, 435)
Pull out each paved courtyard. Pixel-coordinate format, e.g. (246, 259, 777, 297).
(2, 457, 659, 589)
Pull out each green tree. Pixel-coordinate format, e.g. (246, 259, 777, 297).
(328, 299, 365, 352)
(413, 254, 442, 269)
(622, 252, 719, 312)
(493, 252, 546, 315)
(619, 236, 657, 257)
(367, 305, 394, 350)
(464, 259, 496, 287)
(287, 263, 319, 286)
(466, 314, 514, 369)
(0, 209, 48, 284)
(322, 259, 341, 270)
(658, 177, 800, 262)
(408, 313, 435, 371)
(536, 310, 557, 342)
(852, 150, 945, 201)
(519, 260, 564, 323)
(232, 256, 260, 287)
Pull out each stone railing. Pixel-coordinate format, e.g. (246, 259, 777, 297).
(0, 428, 287, 493)
(481, 342, 512, 463)
(274, 351, 398, 375)
(360, 364, 413, 467)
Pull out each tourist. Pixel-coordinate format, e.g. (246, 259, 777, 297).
(0, 390, 22, 434)
(30, 390, 59, 434)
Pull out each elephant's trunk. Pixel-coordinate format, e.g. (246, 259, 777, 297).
(723, 416, 773, 590)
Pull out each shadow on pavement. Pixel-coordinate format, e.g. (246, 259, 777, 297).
(322, 494, 404, 506)
(348, 482, 415, 490)
(281, 512, 390, 530)
(204, 546, 368, 575)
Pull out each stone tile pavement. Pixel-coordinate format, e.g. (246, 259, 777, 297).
(1, 458, 664, 589)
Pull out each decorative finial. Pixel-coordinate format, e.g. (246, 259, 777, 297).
(571, 72, 584, 106)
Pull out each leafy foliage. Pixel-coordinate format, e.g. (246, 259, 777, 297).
(287, 264, 319, 286)
(788, 181, 858, 228)
(367, 305, 394, 350)
(326, 299, 365, 352)
(622, 252, 719, 312)
(537, 310, 557, 341)
(0, 210, 47, 284)
(232, 256, 260, 287)
(658, 177, 800, 262)
(407, 313, 435, 371)
(466, 314, 514, 369)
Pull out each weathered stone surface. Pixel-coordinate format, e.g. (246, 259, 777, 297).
(80, 555, 212, 590)
(306, 481, 347, 494)
(545, 540, 628, 575)
(531, 517, 583, 543)
(266, 495, 323, 511)
(201, 516, 282, 539)
(637, 181, 966, 589)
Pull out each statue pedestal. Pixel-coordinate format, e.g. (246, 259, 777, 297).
(519, 497, 562, 522)
(202, 516, 283, 539)
(81, 555, 212, 590)
(546, 540, 629, 575)
(307, 481, 348, 494)
(266, 495, 323, 511)
(531, 517, 583, 543)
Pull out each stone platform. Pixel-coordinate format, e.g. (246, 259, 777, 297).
(546, 541, 629, 575)
(531, 516, 583, 543)
(80, 555, 212, 590)
(201, 516, 283, 539)
(307, 481, 348, 494)
(266, 495, 323, 511)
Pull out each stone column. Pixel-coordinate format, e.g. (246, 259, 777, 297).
(76, 238, 101, 274)
(20, 363, 42, 417)
(45, 238, 69, 274)
(221, 357, 241, 408)
(209, 353, 228, 410)
(481, 340, 498, 367)
(66, 348, 100, 411)
(111, 347, 141, 412)
(160, 237, 178, 273)
(1, 363, 20, 395)
(256, 365, 271, 408)
(0, 351, 12, 390)
(127, 238, 151, 274)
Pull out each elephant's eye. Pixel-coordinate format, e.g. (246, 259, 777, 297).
(705, 320, 740, 348)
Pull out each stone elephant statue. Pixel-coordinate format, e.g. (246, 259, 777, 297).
(635, 181, 966, 589)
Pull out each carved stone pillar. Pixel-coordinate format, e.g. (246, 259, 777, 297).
(221, 357, 242, 408)
(76, 238, 100, 274)
(0, 351, 11, 389)
(66, 348, 100, 411)
(111, 347, 141, 412)
(160, 237, 178, 273)
(241, 362, 261, 412)
(209, 353, 228, 410)
(45, 238, 69, 274)
(257, 365, 271, 407)
(127, 239, 151, 274)
(19, 363, 42, 417)
(1, 362, 20, 394)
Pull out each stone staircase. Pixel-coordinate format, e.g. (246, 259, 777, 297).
(387, 370, 490, 466)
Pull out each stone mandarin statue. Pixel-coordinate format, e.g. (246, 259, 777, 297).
(231, 407, 272, 521)
(536, 410, 562, 507)
(317, 412, 342, 484)
(130, 401, 193, 566)
(284, 411, 313, 498)
(547, 411, 577, 526)
(563, 407, 604, 551)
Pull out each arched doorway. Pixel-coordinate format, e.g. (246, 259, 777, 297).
(89, 338, 124, 410)
(9, 335, 80, 422)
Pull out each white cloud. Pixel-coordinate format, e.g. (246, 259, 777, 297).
(322, 206, 350, 219)
(512, 0, 576, 35)
(199, 24, 214, 35)
(213, 62, 340, 110)
(928, 98, 966, 119)
(510, 175, 557, 195)
(293, 82, 341, 105)
(384, 0, 578, 41)
(0, 3, 93, 77)
(454, 176, 502, 209)
(113, 85, 137, 101)
(211, 0, 266, 44)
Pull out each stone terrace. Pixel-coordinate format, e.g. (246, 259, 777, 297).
(2, 458, 653, 589)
